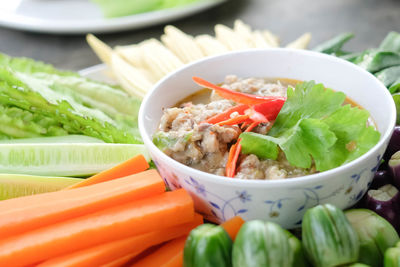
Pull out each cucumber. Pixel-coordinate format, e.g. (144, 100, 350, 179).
(0, 174, 82, 200)
(0, 143, 150, 177)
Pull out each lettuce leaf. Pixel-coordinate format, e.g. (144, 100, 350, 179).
(0, 67, 141, 143)
(0, 53, 76, 76)
(240, 81, 380, 171)
(0, 52, 142, 143)
(92, 0, 199, 18)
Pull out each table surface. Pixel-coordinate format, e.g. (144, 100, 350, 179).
(1, 0, 400, 71)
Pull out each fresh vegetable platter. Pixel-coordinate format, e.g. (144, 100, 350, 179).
(1, 20, 400, 267)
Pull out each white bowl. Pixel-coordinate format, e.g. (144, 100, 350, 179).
(139, 49, 396, 228)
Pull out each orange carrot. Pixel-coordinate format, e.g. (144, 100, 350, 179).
(226, 142, 240, 177)
(221, 216, 245, 240)
(101, 252, 139, 267)
(38, 214, 203, 267)
(226, 122, 261, 177)
(0, 189, 194, 267)
(67, 154, 149, 189)
(163, 251, 184, 267)
(0, 169, 165, 240)
(130, 235, 187, 267)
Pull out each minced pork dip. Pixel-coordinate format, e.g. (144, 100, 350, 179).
(153, 75, 317, 180)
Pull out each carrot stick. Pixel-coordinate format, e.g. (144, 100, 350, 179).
(101, 252, 139, 267)
(226, 142, 240, 177)
(67, 154, 149, 189)
(225, 122, 260, 177)
(38, 214, 203, 267)
(0, 169, 165, 240)
(221, 216, 245, 240)
(163, 251, 184, 267)
(0, 189, 194, 267)
(130, 235, 187, 267)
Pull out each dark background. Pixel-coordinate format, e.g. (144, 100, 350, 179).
(1, 0, 399, 71)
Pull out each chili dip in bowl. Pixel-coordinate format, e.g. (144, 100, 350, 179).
(139, 49, 396, 228)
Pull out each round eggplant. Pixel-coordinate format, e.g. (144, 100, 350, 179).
(284, 230, 309, 267)
(233, 220, 293, 267)
(384, 126, 400, 160)
(389, 151, 400, 189)
(345, 209, 399, 267)
(370, 170, 393, 190)
(365, 184, 400, 232)
(384, 247, 400, 267)
(183, 224, 232, 267)
(302, 204, 359, 267)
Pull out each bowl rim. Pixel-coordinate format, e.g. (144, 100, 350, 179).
(139, 48, 396, 188)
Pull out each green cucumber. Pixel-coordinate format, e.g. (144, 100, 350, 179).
(302, 204, 359, 267)
(0, 174, 82, 200)
(0, 143, 150, 177)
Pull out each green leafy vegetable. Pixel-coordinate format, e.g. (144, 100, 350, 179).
(240, 81, 380, 171)
(313, 32, 354, 55)
(0, 105, 67, 138)
(379, 31, 400, 53)
(92, 0, 199, 18)
(0, 53, 142, 143)
(0, 135, 105, 144)
(392, 94, 400, 125)
(353, 51, 400, 73)
(375, 65, 400, 89)
(0, 68, 139, 143)
(0, 53, 76, 76)
(315, 32, 400, 126)
(390, 81, 400, 94)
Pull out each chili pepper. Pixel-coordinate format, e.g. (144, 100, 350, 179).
(252, 100, 285, 121)
(202, 104, 249, 124)
(193, 77, 286, 106)
(217, 115, 250, 126)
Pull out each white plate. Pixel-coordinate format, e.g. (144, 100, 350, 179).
(79, 63, 112, 82)
(0, 0, 225, 34)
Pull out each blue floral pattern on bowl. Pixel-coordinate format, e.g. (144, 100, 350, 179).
(151, 151, 385, 229)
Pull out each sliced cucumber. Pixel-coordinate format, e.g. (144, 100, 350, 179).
(0, 143, 150, 177)
(0, 174, 82, 200)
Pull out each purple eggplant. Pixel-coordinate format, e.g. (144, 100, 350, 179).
(370, 170, 393, 189)
(366, 184, 400, 232)
(389, 151, 400, 189)
(384, 126, 400, 160)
